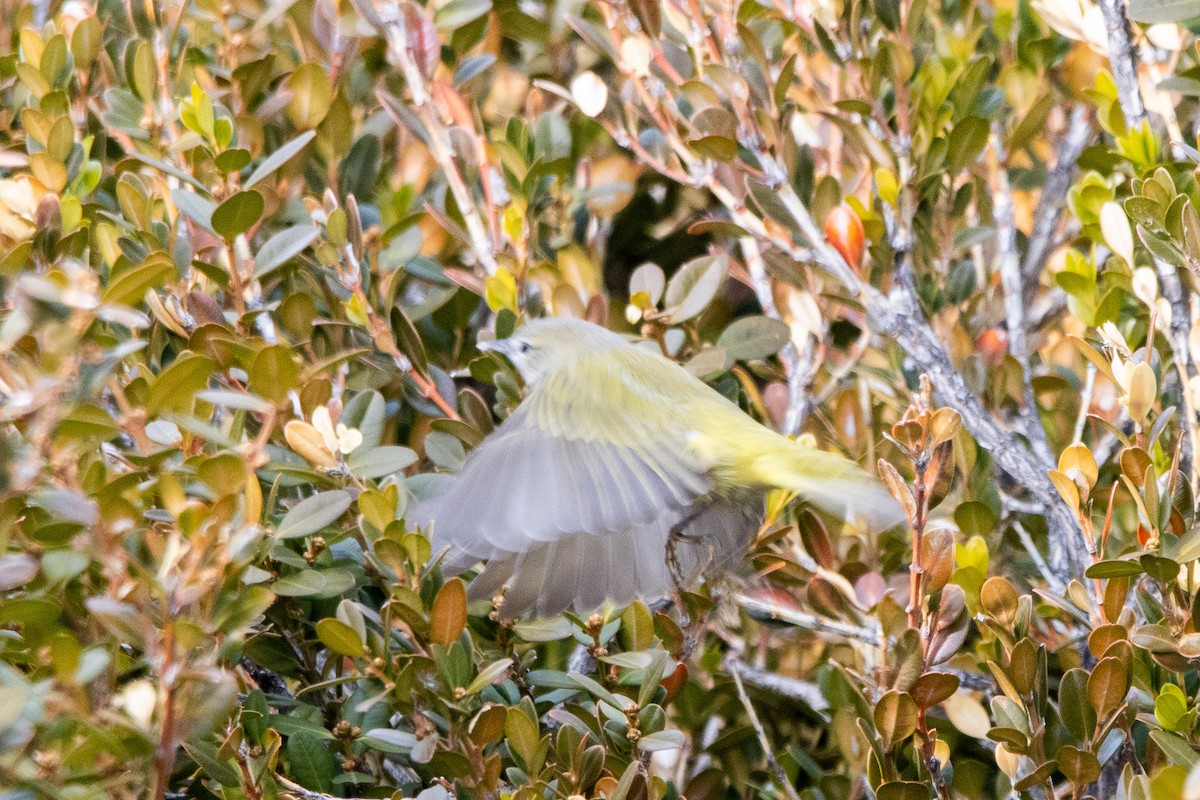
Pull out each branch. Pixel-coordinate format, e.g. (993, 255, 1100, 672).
(734, 592, 881, 644)
(740, 236, 816, 435)
(724, 657, 829, 714)
(1153, 256, 1197, 485)
(1096, 0, 1147, 127)
(589, 12, 1091, 574)
(1021, 107, 1093, 304)
(363, 0, 498, 277)
(726, 655, 805, 800)
(277, 775, 376, 800)
(991, 126, 1057, 471)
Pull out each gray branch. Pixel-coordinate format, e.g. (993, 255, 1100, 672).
(725, 657, 829, 714)
(864, 285, 1089, 575)
(1021, 107, 1093, 304)
(1097, 0, 1147, 127)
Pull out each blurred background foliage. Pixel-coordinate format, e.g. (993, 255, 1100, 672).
(7, 0, 1200, 797)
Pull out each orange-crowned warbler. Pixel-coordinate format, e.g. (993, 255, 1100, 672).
(414, 317, 902, 618)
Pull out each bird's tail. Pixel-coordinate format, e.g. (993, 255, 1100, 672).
(751, 442, 906, 530)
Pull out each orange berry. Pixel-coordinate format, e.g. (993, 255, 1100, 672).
(824, 205, 865, 270)
(975, 327, 1009, 369)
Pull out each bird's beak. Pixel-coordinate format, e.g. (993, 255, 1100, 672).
(478, 339, 513, 356)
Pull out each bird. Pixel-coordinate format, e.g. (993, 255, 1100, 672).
(412, 317, 903, 619)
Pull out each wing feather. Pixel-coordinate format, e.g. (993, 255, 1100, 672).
(413, 346, 766, 617)
(415, 367, 713, 563)
(461, 500, 758, 618)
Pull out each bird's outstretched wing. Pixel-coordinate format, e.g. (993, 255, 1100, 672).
(410, 357, 750, 615)
(466, 500, 756, 618)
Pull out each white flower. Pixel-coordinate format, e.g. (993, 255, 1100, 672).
(570, 72, 608, 118)
(311, 406, 363, 455)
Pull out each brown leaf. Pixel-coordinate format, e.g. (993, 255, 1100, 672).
(877, 459, 915, 522)
(920, 526, 955, 594)
(401, 2, 440, 80)
(1087, 656, 1129, 718)
(909, 672, 960, 709)
(980, 576, 1019, 627)
(873, 690, 918, 751)
(430, 578, 468, 646)
(927, 407, 961, 448)
(284, 420, 337, 468)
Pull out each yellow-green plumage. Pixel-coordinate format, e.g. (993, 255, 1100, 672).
(413, 317, 902, 618)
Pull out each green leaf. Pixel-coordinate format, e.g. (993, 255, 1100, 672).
(361, 728, 418, 753)
(569, 673, 626, 712)
(272, 568, 357, 598)
(102, 256, 175, 307)
(1150, 729, 1200, 767)
(637, 729, 685, 752)
(504, 706, 540, 768)
(664, 255, 727, 323)
(245, 130, 317, 188)
(874, 690, 918, 750)
(212, 190, 265, 241)
(146, 353, 216, 415)
(171, 189, 217, 235)
(463, 658, 513, 697)
(182, 742, 243, 787)
(345, 445, 418, 479)
(286, 732, 337, 793)
(195, 390, 273, 413)
(435, 0, 492, 29)
(947, 117, 989, 173)
(512, 617, 574, 642)
(1127, 0, 1200, 23)
(1085, 559, 1146, 579)
(275, 491, 352, 538)
(340, 391, 387, 450)
(285, 64, 333, 130)
(1157, 76, 1200, 96)
(255, 225, 321, 278)
(620, 601, 655, 651)
(717, 316, 791, 362)
(248, 343, 300, 403)
(315, 618, 365, 657)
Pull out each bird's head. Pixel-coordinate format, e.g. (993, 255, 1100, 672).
(479, 317, 626, 387)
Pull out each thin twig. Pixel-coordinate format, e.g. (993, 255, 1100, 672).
(1021, 108, 1093, 304)
(727, 655, 805, 800)
(1152, 254, 1197, 488)
(734, 592, 881, 644)
(370, 3, 497, 276)
(1073, 363, 1097, 444)
(277, 775, 375, 800)
(740, 236, 816, 434)
(725, 657, 829, 715)
(1011, 518, 1067, 594)
(991, 126, 1057, 471)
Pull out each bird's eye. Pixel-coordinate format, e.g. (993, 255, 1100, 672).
(517, 342, 532, 354)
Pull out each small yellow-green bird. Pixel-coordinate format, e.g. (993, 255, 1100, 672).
(415, 317, 902, 618)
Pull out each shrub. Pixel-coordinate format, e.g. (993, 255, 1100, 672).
(4, 0, 1200, 797)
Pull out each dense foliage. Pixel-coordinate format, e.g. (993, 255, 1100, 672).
(6, 0, 1200, 797)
